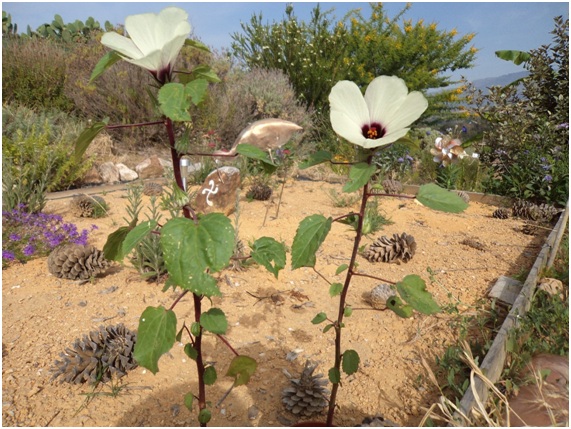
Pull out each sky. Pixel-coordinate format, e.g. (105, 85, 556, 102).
(3, 1, 569, 82)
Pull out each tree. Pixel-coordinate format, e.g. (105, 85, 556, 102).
(231, 3, 477, 118)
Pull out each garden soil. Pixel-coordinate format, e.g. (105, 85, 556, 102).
(2, 177, 549, 427)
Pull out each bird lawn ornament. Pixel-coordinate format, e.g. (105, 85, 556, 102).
(213, 118, 303, 161)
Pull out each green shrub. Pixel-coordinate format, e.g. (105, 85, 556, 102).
(2, 105, 92, 208)
(2, 37, 74, 111)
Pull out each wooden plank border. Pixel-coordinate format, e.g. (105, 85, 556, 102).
(451, 200, 569, 426)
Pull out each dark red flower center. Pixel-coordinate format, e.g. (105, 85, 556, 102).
(362, 122, 386, 140)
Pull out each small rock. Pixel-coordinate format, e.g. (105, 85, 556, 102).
(136, 155, 165, 179)
(247, 405, 259, 420)
(171, 404, 180, 417)
(82, 166, 104, 185)
(78, 301, 87, 307)
(98, 162, 120, 183)
(538, 278, 565, 299)
(116, 163, 138, 181)
(99, 285, 118, 294)
(194, 166, 241, 216)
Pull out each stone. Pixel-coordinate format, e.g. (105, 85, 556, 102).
(82, 166, 103, 185)
(488, 275, 522, 305)
(194, 166, 241, 216)
(98, 162, 120, 183)
(158, 158, 174, 170)
(538, 277, 565, 299)
(136, 155, 164, 179)
(116, 163, 138, 181)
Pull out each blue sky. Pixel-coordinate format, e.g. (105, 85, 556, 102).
(3, 2, 569, 82)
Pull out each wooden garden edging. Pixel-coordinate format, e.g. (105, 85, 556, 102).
(451, 200, 569, 426)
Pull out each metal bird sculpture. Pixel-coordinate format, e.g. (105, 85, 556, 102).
(213, 118, 303, 160)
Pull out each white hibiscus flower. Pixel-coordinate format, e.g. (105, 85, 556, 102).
(329, 75, 428, 149)
(101, 7, 191, 84)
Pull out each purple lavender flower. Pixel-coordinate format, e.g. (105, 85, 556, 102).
(544, 175, 553, 182)
(461, 126, 467, 133)
(23, 244, 35, 257)
(9, 234, 21, 241)
(397, 157, 404, 163)
(556, 123, 569, 129)
(2, 250, 15, 261)
(405, 155, 414, 162)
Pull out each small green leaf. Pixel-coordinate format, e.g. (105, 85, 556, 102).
(311, 312, 327, 324)
(190, 322, 201, 337)
(226, 355, 257, 386)
(329, 282, 343, 297)
(121, 220, 157, 257)
(184, 392, 194, 411)
(416, 184, 468, 213)
(184, 38, 211, 52)
(75, 118, 109, 161)
(299, 150, 333, 169)
(342, 349, 360, 375)
(103, 226, 131, 261)
(386, 295, 414, 318)
(250, 237, 286, 278)
(328, 367, 340, 383)
(184, 344, 198, 361)
(396, 275, 441, 315)
(344, 306, 353, 317)
(236, 143, 277, 168)
(335, 264, 349, 275)
(291, 214, 332, 269)
(342, 162, 376, 193)
(176, 326, 184, 342)
(323, 323, 334, 334)
(204, 366, 217, 385)
(134, 306, 177, 374)
(200, 308, 228, 334)
(179, 64, 220, 84)
(89, 50, 122, 83)
(198, 409, 212, 425)
(495, 49, 531, 65)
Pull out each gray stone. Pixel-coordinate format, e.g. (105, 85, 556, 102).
(82, 166, 103, 185)
(194, 166, 241, 216)
(488, 275, 522, 305)
(116, 163, 138, 181)
(136, 155, 164, 179)
(98, 162, 120, 183)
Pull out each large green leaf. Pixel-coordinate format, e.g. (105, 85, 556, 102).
(121, 220, 157, 258)
(186, 78, 209, 106)
(342, 349, 360, 375)
(291, 214, 332, 269)
(200, 308, 228, 334)
(103, 226, 131, 261)
(495, 49, 531, 66)
(342, 162, 377, 193)
(89, 50, 122, 83)
(250, 237, 286, 278)
(236, 144, 277, 167)
(134, 306, 177, 374)
(298, 150, 333, 169)
(396, 274, 441, 315)
(184, 38, 211, 53)
(178, 64, 221, 84)
(416, 183, 468, 213)
(386, 295, 414, 318)
(74, 118, 109, 161)
(161, 214, 234, 296)
(226, 355, 257, 386)
(158, 82, 192, 121)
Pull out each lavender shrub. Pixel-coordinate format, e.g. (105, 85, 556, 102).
(2, 204, 97, 267)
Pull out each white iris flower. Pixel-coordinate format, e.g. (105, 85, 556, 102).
(101, 7, 191, 84)
(329, 75, 428, 149)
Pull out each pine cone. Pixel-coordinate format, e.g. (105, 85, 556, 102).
(230, 238, 246, 271)
(537, 203, 560, 224)
(512, 199, 541, 221)
(381, 179, 403, 195)
(51, 324, 137, 384)
(143, 182, 163, 197)
(48, 244, 111, 280)
(364, 233, 416, 263)
(246, 183, 272, 201)
(492, 208, 510, 219)
(365, 283, 395, 309)
(454, 190, 470, 203)
(70, 195, 107, 218)
(282, 360, 330, 418)
(521, 222, 539, 236)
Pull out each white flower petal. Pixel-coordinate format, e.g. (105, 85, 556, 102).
(365, 76, 408, 126)
(330, 110, 367, 147)
(383, 91, 428, 133)
(329, 81, 370, 145)
(101, 32, 143, 59)
(362, 128, 409, 149)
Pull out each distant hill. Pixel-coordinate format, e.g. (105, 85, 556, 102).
(468, 71, 529, 93)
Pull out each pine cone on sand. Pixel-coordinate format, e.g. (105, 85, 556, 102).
(282, 360, 330, 418)
(143, 182, 163, 197)
(246, 183, 273, 201)
(492, 208, 510, 219)
(48, 244, 111, 280)
(454, 190, 470, 203)
(364, 233, 416, 263)
(381, 179, 403, 195)
(512, 199, 541, 221)
(365, 283, 395, 309)
(521, 222, 540, 236)
(51, 324, 137, 384)
(70, 195, 107, 218)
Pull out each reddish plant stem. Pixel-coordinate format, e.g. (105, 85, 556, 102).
(313, 267, 333, 286)
(106, 120, 165, 130)
(351, 271, 396, 285)
(216, 334, 240, 357)
(326, 154, 373, 426)
(366, 191, 415, 199)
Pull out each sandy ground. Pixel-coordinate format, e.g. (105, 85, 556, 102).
(2, 177, 548, 427)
